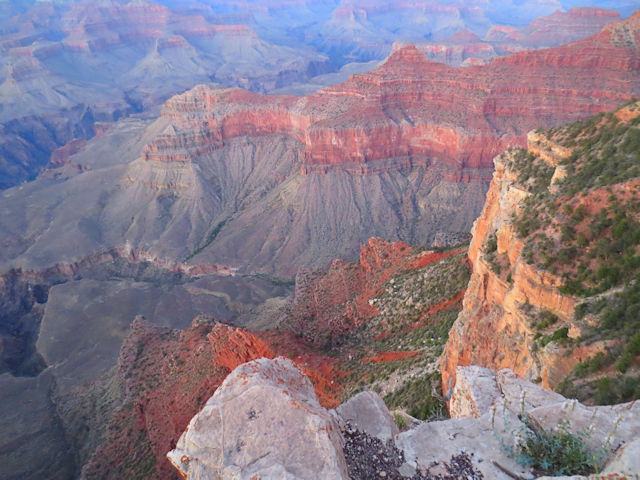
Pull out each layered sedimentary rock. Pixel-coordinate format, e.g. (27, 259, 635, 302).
(409, 7, 621, 66)
(440, 139, 580, 394)
(441, 100, 640, 397)
(108, 13, 640, 274)
(0, 0, 330, 189)
(144, 11, 640, 173)
(3, 11, 639, 275)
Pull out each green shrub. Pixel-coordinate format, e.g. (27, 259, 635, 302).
(616, 352, 632, 373)
(485, 233, 498, 253)
(383, 373, 447, 421)
(517, 417, 599, 476)
(540, 327, 569, 347)
(591, 375, 640, 405)
(628, 331, 640, 355)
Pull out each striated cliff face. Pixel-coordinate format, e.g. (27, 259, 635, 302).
(4, 13, 640, 276)
(110, 13, 640, 275)
(141, 10, 640, 172)
(0, 0, 330, 189)
(440, 144, 580, 395)
(406, 7, 621, 67)
(441, 100, 640, 399)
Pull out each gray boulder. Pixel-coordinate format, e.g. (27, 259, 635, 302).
(334, 390, 399, 442)
(167, 357, 348, 480)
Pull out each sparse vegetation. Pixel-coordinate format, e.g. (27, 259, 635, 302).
(507, 104, 640, 403)
(517, 417, 599, 476)
(384, 372, 447, 421)
(393, 412, 409, 431)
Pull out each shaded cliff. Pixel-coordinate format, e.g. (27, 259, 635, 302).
(0, 0, 330, 189)
(441, 100, 640, 404)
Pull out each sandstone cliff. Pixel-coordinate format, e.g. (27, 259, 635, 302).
(441, 100, 640, 403)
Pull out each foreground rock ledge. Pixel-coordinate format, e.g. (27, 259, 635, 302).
(167, 357, 348, 480)
(169, 360, 640, 480)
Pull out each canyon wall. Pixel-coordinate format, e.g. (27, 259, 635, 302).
(440, 146, 581, 394)
(440, 100, 640, 397)
(110, 13, 640, 274)
(143, 9, 640, 173)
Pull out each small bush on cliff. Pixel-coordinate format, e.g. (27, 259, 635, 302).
(484, 233, 497, 253)
(517, 417, 599, 476)
(384, 372, 447, 421)
(539, 327, 569, 347)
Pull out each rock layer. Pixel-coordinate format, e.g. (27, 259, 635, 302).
(440, 138, 582, 395)
(145, 12, 640, 171)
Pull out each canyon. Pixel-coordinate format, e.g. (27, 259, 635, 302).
(0, 1, 631, 189)
(3, 11, 639, 278)
(1, 3, 640, 479)
(0, 0, 331, 189)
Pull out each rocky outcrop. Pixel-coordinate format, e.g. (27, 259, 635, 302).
(282, 238, 466, 346)
(167, 357, 348, 480)
(81, 320, 341, 480)
(170, 363, 640, 480)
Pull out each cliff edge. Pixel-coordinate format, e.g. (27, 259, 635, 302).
(441, 100, 640, 404)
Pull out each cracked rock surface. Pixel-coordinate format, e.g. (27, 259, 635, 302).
(167, 357, 348, 480)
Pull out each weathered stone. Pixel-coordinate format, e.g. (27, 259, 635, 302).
(602, 438, 640, 479)
(167, 357, 348, 480)
(334, 391, 399, 442)
(528, 399, 640, 455)
(496, 368, 566, 414)
(449, 366, 501, 418)
(396, 409, 534, 480)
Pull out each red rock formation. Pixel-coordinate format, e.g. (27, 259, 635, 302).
(284, 238, 465, 347)
(208, 323, 274, 371)
(82, 318, 227, 480)
(142, 12, 640, 175)
(82, 317, 342, 480)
